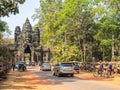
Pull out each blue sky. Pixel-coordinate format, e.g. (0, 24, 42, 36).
(1, 0, 40, 38)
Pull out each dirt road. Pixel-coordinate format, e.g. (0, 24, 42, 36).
(0, 66, 120, 90)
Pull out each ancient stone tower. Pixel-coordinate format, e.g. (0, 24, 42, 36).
(14, 18, 42, 63)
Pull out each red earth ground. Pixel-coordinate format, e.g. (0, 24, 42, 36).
(76, 72, 120, 87)
(0, 70, 120, 90)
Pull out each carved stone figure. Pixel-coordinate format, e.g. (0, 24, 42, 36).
(14, 26, 21, 45)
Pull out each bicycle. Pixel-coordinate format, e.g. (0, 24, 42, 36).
(93, 68, 104, 77)
(103, 68, 113, 78)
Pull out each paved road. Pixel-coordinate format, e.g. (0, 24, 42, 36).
(30, 66, 120, 90)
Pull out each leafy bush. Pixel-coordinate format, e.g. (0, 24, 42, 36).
(116, 56, 120, 61)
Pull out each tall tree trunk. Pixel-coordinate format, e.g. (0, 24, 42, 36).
(90, 45, 93, 62)
(118, 43, 120, 55)
(111, 35, 115, 61)
(83, 43, 86, 62)
(102, 47, 105, 61)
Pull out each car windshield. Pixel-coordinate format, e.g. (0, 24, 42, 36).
(43, 63, 50, 66)
(61, 63, 73, 67)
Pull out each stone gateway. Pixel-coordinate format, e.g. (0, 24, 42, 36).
(11, 18, 50, 64)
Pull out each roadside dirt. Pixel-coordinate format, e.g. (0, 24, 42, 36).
(0, 69, 120, 90)
(0, 70, 44, 90)
(76, 72, 120, 87)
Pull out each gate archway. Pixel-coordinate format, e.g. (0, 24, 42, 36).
(24, 45, 31, 62)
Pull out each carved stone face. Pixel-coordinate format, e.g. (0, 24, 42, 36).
(15, 26, 21, 34)
(23, 31, 31, 43)
(15, 26, 21, 43)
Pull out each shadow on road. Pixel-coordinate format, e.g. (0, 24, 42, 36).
(34, 70, 88, 85)
(0, 68, 90, 90)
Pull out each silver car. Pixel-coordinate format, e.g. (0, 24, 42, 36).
(52, 62, 74, 77)
(41, 63, 51, 71)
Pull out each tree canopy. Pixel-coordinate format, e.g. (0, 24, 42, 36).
(0, 0, 25, 62)
(33, 0, 120, 62)
(0, 0, 25, 17)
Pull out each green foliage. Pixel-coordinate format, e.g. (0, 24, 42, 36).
(53, 44, 79, 62)
(0, 19, 9, 32)
(0, 45, 11, 61)
(101, 39, 112, 46)
(34, 0, 120, 62)
(0, 0, 25, 17)
(0, 0, 24, 38)
(116, 56, 120, 61)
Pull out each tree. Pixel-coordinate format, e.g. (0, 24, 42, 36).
(0, 0, 25, 36)
(0, 0, 25, 17)
(0, 20, 8, 32)
(93, 0, 120, 61)
(34, 0, 120, 62)
(56, 0, 95, 62)
(0, 0, 25, 62)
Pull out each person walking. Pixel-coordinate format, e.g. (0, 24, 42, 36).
(12, 63, 15, 71)
(39, 62, 42, 70)
(108, 62, 113, 77)
(98, 61, 103, 76)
